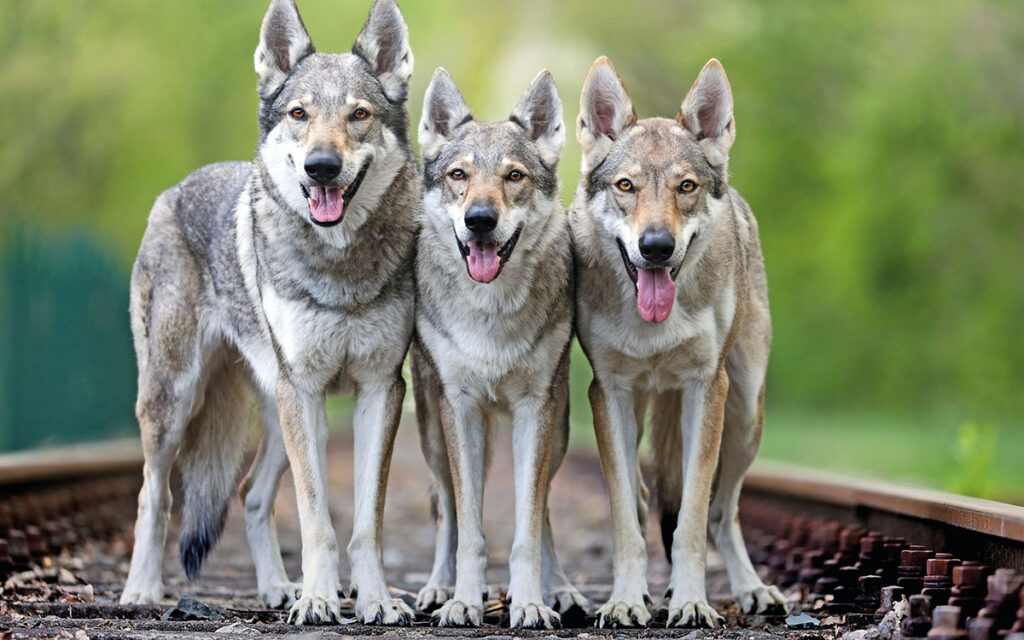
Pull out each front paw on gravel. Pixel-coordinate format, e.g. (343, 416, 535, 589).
(596, 599, 651, 628)
(415, 585, 451, 612)
(259, 582, 301, 609)
(358, 596, 415, 625)
(737, 585, 788, 614)
(667, 600, 725, 628)
(511, 602, 561, 629)
(433, 599, 483, 627)
(286, 595, 342, 625)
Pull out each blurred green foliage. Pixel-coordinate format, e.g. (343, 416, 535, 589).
(0, 1, 1021, 497)
(947, 422, 998, 497)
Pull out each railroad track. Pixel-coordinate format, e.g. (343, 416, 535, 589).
(1, 439, 1022, 639)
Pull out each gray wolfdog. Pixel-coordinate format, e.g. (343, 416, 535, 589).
(570, 57, 787, 628)
(120, 0, 420, 626)
(410, 67, 586, 629)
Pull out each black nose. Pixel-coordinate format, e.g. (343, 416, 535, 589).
(464, 203, 498, 234)
(639, 228, 675, 263)
(304, 150, 342, 184)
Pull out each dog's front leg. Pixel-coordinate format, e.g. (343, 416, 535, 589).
(276, 377, 341, 625)
(666, 367, 728, 628)
(433, 394, 488, 627)
(506, 396, 560, 629)
(589, 378, 652, 628)
(347, 374, 414, 625)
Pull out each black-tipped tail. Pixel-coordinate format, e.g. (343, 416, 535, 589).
(179, 504, 229, 581)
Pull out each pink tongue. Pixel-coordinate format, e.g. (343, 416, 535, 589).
(308, 186, 344, 223)
(467, 242, 501, 283)
(636, 267, 675, 322)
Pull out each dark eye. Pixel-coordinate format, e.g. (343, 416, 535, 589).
(507, 170, 524, 182)
(616, 178, 634, 192)
(352, 108, 369, 121)
(679, 179, 698, 194)
(448, 169, 466, 180)
(289, 107, 306, 120)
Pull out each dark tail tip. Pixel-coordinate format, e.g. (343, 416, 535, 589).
(660, 509, 678, 565)
(179, 507, 228, 582)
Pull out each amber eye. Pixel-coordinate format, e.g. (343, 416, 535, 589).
(288, 107, 306, 120)
(508, 170, 524, 182)
(352, 108, 369, 120)
(448, 169, 466, 180)
(616, 178, 634, 192)
(679, 179, 698, 194)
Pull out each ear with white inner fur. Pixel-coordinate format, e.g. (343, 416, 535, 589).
(678, 58, 735, 168)
(510, 70, 565, 169)
(254, 0, 314, 101)
(352, 0, 413, 102)
(577, 56, 636, 170)
(418, 68, 472, 163)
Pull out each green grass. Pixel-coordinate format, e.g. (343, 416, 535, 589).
(758, 409, 1024, 505)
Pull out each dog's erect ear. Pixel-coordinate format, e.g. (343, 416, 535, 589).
(577, 57, 636, 170)
(418, 68, 472, 163)
(510, 70, 565, 169)
(254, 0, 314, 101)
(352, 0, 413, 102)
(678, 59, 735, 168)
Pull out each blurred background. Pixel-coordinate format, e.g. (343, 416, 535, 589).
(0, 1, 1021, 502)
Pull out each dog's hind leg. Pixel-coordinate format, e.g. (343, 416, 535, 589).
(121, 247, 207, 605)
(541, 377, 589, 618)
(347, 370, 414, 625)
(709, 346, 786, 614)
(632, 389, 651, 541)
(412, 351, 456, 612)
(240, 391, 299, 609)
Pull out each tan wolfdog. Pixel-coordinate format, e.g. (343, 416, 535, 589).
(570, 56, 787, 628)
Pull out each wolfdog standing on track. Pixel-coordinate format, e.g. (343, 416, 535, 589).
(411, 67, 587, 629)
(120, 0, 420, 626)
(571, 57, 787, 628)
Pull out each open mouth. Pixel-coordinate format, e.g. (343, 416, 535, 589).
(455, 224, 523, 284)
(300, 161, 371, 228)
(616, 238, 681, 324)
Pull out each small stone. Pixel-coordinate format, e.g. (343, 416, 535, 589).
(787, 612, 822, 628)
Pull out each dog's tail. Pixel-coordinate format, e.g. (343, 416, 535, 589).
(650, 389, 683, 563)
(177, 364, 252, 581)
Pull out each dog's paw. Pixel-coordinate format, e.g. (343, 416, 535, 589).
(415, 584, 452, 612)
(596, 598, 651, 628)
(258, 582, 301, 609)
(549, 587, 589, 616)
(736, 584, 787, 615)
(357, 595, 415, 625)
(433, 599, 483, 627)
(510, 601, 561, 629)
(119, 586, 163, 605)
(286, 595, 342, 625)
(667, 599, 725, 628)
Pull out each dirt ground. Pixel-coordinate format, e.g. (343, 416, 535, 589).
(1, 420, 838, 639)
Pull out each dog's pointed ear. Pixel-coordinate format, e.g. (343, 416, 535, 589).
(254, 0, 314, 101)
(577, 57, 636, 170)
(352, 0, 413, 102)
(678, 59, 735, 168)
(510, 70, 565, 168)
(419, 68, 472, 163)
